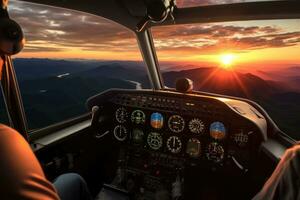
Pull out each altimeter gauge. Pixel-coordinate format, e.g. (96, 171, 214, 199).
(168, 115, 185, 133)
(115, 107, 128, 123)
(167, 136, 182, 153)
(147, 132, 163, 150)
(113, 125, 128, 141)
(189, 118, 205, 134)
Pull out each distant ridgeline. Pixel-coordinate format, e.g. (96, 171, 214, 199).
(163, 67, 300, 139)
(12, 58, 150, 129)
(4, 58, 299, 140)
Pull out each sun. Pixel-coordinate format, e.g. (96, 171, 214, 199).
(219, 54, 236, 69)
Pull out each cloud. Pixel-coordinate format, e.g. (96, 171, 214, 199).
(9, 0, 138, 53)
(152, 24, 300, 54)
(7, 0, 300, 57)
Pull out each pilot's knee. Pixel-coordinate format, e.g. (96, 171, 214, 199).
(58, 173, 85, 184)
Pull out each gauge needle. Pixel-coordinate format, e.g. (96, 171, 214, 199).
(173, 138, 175, 146)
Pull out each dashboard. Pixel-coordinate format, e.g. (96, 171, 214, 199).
(87, 89, 267, 199)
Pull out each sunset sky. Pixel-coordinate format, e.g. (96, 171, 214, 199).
(8, 0, 300, 71)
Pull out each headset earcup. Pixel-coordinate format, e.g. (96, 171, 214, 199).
(0, 18, 25, 55)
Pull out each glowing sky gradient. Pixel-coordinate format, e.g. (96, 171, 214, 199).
(8, 0, 300, 71)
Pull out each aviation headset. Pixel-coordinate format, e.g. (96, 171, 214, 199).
(0, 0, 25, 56)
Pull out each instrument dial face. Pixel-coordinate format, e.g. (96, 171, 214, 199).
(206, 142, 225, 163)
(113, 125, 128, 141)
(167, 136, 182, 154)
(147, 132, 163, 150)
(132, 128, 144, 144)
(189, 118, 205, 134)
(115, 107, 128, 123)
(168, 115, 185, 133)
(186, 138, 201, 158)
(210, 122, 226, 140)
(131, 110, 146, 125)
(150, 112, 164, 129)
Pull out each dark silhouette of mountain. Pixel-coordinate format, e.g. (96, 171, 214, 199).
(13, 58, 148, 81)
(14, 58, 150, 128)
(20, 75, 138, 129)
(8, 59, 300, 139)
(286, 66, 300, 74)
(255, 66, 300, 80)
(163, 67, 288, 99)
(77, 63, 147, 80)
(13, 58, 100, 80)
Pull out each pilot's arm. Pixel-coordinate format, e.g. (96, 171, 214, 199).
(253, 144, 300, 200)
(0, 124, 60, 200)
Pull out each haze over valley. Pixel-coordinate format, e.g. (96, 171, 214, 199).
(0, 58, 296, 139)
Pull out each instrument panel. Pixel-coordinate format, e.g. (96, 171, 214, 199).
(88, 89, 267, 199)
(114, 107, 231, 162)
(88, 89, 266, 168)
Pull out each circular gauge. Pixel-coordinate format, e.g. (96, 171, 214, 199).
(167, 136, 182, 154)
(186, 138, 201, 158)
(132, 128, 144, 144)
(147, 132, 163, 150)
(150, 112, 164, 129)
(168, 115, 185, 133)
(113, 125, 128, 141)
(189, 118, 205, 134)
(210, 122, 226, 140)
(206, 142, 225, 163)
(115, 107, 128, 123)
(131, 110, 146, 125)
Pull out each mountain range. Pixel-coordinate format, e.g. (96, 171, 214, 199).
(7, 58, 300, 139)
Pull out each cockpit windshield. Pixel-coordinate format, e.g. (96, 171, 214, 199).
(152, 19, 300, 139)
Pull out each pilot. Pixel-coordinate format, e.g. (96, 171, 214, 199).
(253, 144, 300, 200)
(0, 1, 92, 200)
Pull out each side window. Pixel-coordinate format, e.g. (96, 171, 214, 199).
(0, 85, 10, 126)
(9, 2, 150, 131)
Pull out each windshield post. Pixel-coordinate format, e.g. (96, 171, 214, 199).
(136, 29, 164, 90)
(0, 55, 28, 140)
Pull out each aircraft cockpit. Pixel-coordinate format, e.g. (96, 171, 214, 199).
(0, 0, 299, 200)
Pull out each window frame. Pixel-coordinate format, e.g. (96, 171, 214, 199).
(149, 18, 300, 143)
(10, 16, 153, 140)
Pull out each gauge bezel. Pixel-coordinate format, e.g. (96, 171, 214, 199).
(115, 107, 128, 123)
(186, 138, 201, 158)
(150, 112, 164, 129)
(209, 121, 226, 140)
(131, 128, 145, 144)
(188, 118, 205, 134)
(168, 115, 185, 133)
(131, 109, 146, 125)
(113, 125, 128, 141)
(206, 142, 225, 163)
(166, 136, 182, 154)
(147, 132, 163, 150)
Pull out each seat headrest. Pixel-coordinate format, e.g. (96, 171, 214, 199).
(0, 0, 25, 55)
